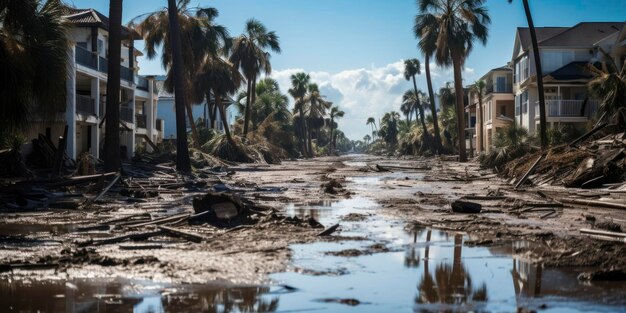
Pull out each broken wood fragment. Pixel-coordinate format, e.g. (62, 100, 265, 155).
(561, 198, 626, 211)
(515, 155, 544, 190)
(84, 230, 164, 246)
(451, 200, 482, 214)
(126, 213, 190, 229)
(82, 173, 121, 208)
(318, 224, 340, 236)
(158, 225, 204, 243)
(580, 228, 626, 238)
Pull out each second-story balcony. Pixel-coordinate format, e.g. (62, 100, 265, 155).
(75, 46, 134, 83)
(120, 105, 134, 123)
(135, 114, 147, 129)
(486, 84, 513, 94)
(534, 100, 599, 119)
(137, 76, 150, 91)
(76, 95, 96, 115)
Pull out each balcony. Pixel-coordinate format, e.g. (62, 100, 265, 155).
(137, 76, 150, 91)
(534, 100, 599, 118)
(76, 95, 96, 115)
(120, 106, 133, 123)
(136, 114, 147, 129)
(156, 118, 163, 131)
(75, 46, 134, 83)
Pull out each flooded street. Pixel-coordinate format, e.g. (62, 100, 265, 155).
(2, 155, 626, 312)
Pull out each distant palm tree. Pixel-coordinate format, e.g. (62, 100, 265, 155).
(404, 59, 430, 143)
(379, 112, 401, 146)
(328, 106, 345, 153)
(229, 19, 280, 137)
(366, 117, 378, 139)
(306, 83, 331, 155)
(469, 80, 486, 153)
(288, 72, 311, 157)
(588, 51, 626, 120)
(0, 0, 69, 140)
(363, 134, 371, 146)
(414, 12, 443, 153)
(401, 90, 419, 125)
(194, 57, 244, 148)
(103, 0, 123, 171)
(415, 0, 490, 162)
(508, 0, 547, 148)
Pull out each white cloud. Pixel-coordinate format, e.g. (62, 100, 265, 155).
(270, 60, 476, 140)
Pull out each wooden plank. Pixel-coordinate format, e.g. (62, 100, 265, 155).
(561, 198, 626, 211)
(580, 228, 626, 238)
(126, 213, 190, 229)
(515, 155, 545, 190)
(158, 225, 204, 243)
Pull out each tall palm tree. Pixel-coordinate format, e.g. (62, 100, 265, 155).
(103, 0, 123, 171)
(363, 134, 371, 147)
(404, 59, 430, 143)
(230, 19, 280, 138)
(194, 57, 244, 148)
(289, 73, 311, 157)
(328, 106, 345, 153)
(306, 83, 331, 155)
(415, 0, 490, 162)
(508, 0, 547, 148)
(414, 12, 443, 153)
(366, 117, 378, 139)
(167, 0, 191, 171)
(132, 0, 230, 148)
(469, 80, 486, 153)
(0, 0, 69, 140)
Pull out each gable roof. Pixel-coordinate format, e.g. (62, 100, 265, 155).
(62, 6, 140, 39)
(539, 22, 624, 47)
(517, 27, 569, 51)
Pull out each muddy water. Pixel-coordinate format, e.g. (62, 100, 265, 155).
(3, 164, 626, 312)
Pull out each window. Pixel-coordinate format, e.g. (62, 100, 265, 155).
(522, 91, 528, 113)
(97, 39, 104, 54)
(500, 105, 506, 117)
(515, 95, 521, 115)
(515, 56, 529, 83)
(496, 76, 506, 93)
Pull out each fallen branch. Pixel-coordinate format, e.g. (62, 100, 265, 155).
(318, 224, 340, 236)
(82, 173, 121, 208)
(580, 228, 626, 238)
(561, 198, 626, 211)
(85, 230, 164, 246)
(158, 225, 204, 243)
(515, 154, 545, 190)
(126, 213, 190, 229)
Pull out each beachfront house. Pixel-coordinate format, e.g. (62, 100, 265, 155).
(155, 77, 238, 140)
(466, 66, 515, 153)
(511, 22, 624, 136)
(22, 6, 163, 160)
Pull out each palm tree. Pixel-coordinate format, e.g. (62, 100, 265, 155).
(194, 57, 244, 148)
(328, 106, 345, 153)
(306, 83, 331, 155)
(230, 19, 280, 138)
(132, 0, 230, 148)
(415, 0, 490, 162)
(588, 51, 626, 121)
(414, 12, 443, 153)
(508, 0, 547, 149)
(288, 72, 311, 157)
(404, 59, 430, 142)
(103, 0, 123, 171)
(469, 80, 486, 153)
(0, 0, 69, 141)
(167, 0, 192, 171)
(363, 134, 371, 147)
(366, 117, 378, 139)
(379, 112, 401, 146)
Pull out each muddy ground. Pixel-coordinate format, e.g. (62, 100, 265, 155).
(1, 154, 625, 285)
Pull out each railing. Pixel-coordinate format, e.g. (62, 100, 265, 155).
(135, 114, 147, 129)
(156, 118, 163, 131)
(486, 84, 512, 94)
(535, 100, 599, 118)
(120, 106, 133, 123)
(137, 76, 150, 91)
(77, 46, 134, 83)
(76, 95, 96, 115)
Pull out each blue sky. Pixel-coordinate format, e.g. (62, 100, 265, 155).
(68, 0, 626, 140)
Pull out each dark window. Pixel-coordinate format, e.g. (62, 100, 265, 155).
(500, 105, 506, 117)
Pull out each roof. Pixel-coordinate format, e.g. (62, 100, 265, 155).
(517, 22, 624, 51)
(544, 61, 595, 82)
(62, 6, 140, 39)
(490, 66, 512, 72)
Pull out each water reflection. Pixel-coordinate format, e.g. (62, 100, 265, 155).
(0, 279, 279, 313)
(413, 231, 487, 309)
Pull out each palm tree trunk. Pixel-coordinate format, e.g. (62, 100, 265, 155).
(206, 92, 214, 128)
(306, 118, 314, 157)
(211, 104, 217, 129)
(249, 74, 258, 133)
(185, 93, 200, 148)
(103, 0, 123, 172)
(412, 76, 429, 136)
(478, 94, 484, 152)
(243, 76, 252, 137)
(329, 117, 334, 154)
(424, 54, 443, 153)
(523, 0, 548, 149)
(167, 0, 191, 172)
(215, 93, 236, 147)
(298, 107, 307, 157)
(452, 51, 467, 162)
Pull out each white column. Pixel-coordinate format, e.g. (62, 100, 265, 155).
(65, 46, 77, 160)
(90, 77, 100, 158)
(146, 77, 155, 152)
(129, 91, 136, 159)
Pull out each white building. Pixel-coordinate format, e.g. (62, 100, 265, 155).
(23, 7, 163, 160)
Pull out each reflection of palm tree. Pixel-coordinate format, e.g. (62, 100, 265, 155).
(415, 233, 487, 307)
(162, 286, 279, 312)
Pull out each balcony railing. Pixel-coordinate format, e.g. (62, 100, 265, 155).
(156, 118, 163, 131)
(76, 95, 95, 115)
(534, 100, 599, 118)
(75, 46, 134, 83)
(486, 84, 512, 94)
(136, 114, 147, 129)
(137, 76, 150, 91)
(120, 106, 133, 123)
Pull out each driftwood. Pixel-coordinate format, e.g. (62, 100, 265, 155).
(462, 196, 508, 201)
(515, 154, 544, 190)
(47, 172, 117, 187)
(318, 224, 340, 236)
(82, 173, 121, 208)
(580, 228, 626, 238)
(126, 213, 190, 229)
(85, 230, 164, 246)
(158, 225, 204, 243)
(561, 198, 626, 211)
(119, 244, 163, 250)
